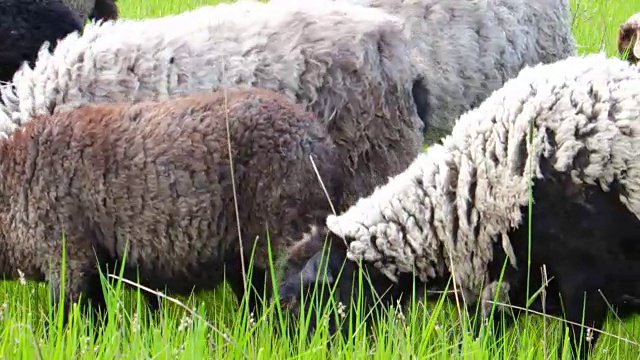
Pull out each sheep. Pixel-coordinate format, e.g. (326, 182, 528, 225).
(0, 0, 83, 83)
(62, 0, 119, 22)
(0, 0, 428, 210)
(319, 0, 577, 140)
(278, 53, 640, 359)
(619, 12, 640, 64)
(0, 86, 344, 325)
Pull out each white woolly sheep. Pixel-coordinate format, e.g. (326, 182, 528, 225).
(319, 0, 577, 138)
(278, 53, 640, 359)
(0, 87, 344, 325)
(0, 0, 427, 209)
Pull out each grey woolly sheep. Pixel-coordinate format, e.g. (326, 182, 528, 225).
(278, 53, 640, 359)
(62, 0, 119, 22)
(321, 0, 577, 140)
(0, 0, 428, 210)
(0, 86, 344, 324)
(619, 12, 640, 64)
(0, 0, 83, 83)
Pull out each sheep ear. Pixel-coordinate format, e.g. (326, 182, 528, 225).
(299, 252, 334, 286)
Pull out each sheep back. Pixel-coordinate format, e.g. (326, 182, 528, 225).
(326, 53, 640, 297)
(332, 0, 577, 135)
(1, 0, 424, 208)
(0, 87, 342, 304)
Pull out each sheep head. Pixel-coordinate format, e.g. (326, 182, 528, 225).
(619, 13, 640, 64)
(277, 225, 351, 336)
(278, 224, 413, 337)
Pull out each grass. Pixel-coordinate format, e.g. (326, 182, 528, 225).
(2, 0, 640, 358)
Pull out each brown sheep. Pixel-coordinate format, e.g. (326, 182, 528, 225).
(0, 87, 343, 325)
(619, 12, 640, 64)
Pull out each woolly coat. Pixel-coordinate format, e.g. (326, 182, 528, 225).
(0, 0, 425, 208)
(327, 0, 577, 135)
(324, 53, 640, 298)
(0, 0, 83, 83)
(0, 87, 343, 318)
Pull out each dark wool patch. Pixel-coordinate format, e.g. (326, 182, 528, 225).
(0, 0, 83, 83)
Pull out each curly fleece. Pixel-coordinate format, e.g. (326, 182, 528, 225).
(0, 87, 342, 318)
(0, 0, 423, 207)
(328, 0, 577, 133)
(326, 53, 640, 296)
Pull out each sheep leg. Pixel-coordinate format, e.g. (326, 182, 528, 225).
(480, 280, 514, 334)
(470, 247, 523, 340)
(465, 279, 515, 343)
(45, 258, 106, 328)
(555, 266, 608, 360)
(145, 293, 162, 311)
(225, 255, 270, 317)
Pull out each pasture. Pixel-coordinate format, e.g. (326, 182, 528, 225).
(1, 0, 639, 358)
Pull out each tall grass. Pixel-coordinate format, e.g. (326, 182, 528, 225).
(1, 0, 639, 358)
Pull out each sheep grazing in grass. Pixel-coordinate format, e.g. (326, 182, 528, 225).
(278, 53, 640, 359)
(0, 0, 83, 83)
(619, 12, 640, 64)
(63, 0, 119, 22)
(321, 0, 577, 140)
(0, 0, 427, 209)
(0, 87, 343, 325)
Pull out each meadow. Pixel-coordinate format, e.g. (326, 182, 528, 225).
(1, 0, 639, 358)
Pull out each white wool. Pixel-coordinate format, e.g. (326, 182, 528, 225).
(321, 0, 577, 133)
(0, 0, 416, 127)
(326, 53, 640, 296)
(0, 101, 14, 139)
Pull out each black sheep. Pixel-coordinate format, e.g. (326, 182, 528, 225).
(0, 0, 83, 83)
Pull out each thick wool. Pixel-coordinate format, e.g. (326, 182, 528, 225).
(0, 87, 343, 321)
(0, 0, 425, 208)
(0, 0, 83, 83)
(326, 52, 640, 299)
(62, 0, 118, 22)
(279, 53, 640, 357)
(619, 12, 640, 64)
(325, 0, 577, 134)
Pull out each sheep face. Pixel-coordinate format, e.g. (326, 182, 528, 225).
(619, 13, 640, 64)
(278, 226, 353, 336)
(278, 225, 422, 337)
